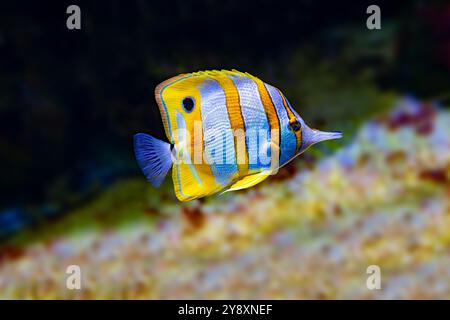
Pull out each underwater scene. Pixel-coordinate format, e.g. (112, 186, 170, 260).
(0, 1, 449, 299)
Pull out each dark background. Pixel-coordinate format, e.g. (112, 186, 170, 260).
(0, 0, 449, 237)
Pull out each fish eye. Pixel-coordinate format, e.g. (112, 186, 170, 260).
(182, 97, 195, 113)
(289, 120, 302, 132)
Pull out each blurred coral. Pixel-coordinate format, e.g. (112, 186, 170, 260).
(0, 97, 449, 299)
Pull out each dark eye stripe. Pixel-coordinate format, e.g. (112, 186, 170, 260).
(182, 97, 195, 112)
(289, 120, 301, 132)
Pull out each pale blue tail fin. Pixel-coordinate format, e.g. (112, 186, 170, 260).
(133, 133, 173, 187)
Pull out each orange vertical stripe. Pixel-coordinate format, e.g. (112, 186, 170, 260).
(252, 77, 281, 167)
(278, 89, 302, 152)
(212, 73, 249, 177)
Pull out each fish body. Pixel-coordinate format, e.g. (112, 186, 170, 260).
(134, 70, 342, 201)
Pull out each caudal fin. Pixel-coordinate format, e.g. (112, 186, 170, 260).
(133, 133, 173, 187)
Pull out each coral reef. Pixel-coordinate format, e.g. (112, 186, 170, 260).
(0, 98, 448, 299)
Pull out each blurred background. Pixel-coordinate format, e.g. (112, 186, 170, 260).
(0, 0, 449, 299)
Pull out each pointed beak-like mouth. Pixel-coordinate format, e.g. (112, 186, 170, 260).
(301, 125, 343, 152)
(312, 129, 343, 143)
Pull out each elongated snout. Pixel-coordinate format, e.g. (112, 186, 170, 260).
(311, 129, 343, 142)
(300, 124, 343, 152)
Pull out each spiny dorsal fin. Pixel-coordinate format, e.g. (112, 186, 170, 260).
(187, 69, 257, 81)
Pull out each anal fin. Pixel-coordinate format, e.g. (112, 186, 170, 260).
(223, 171, 272, 193)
